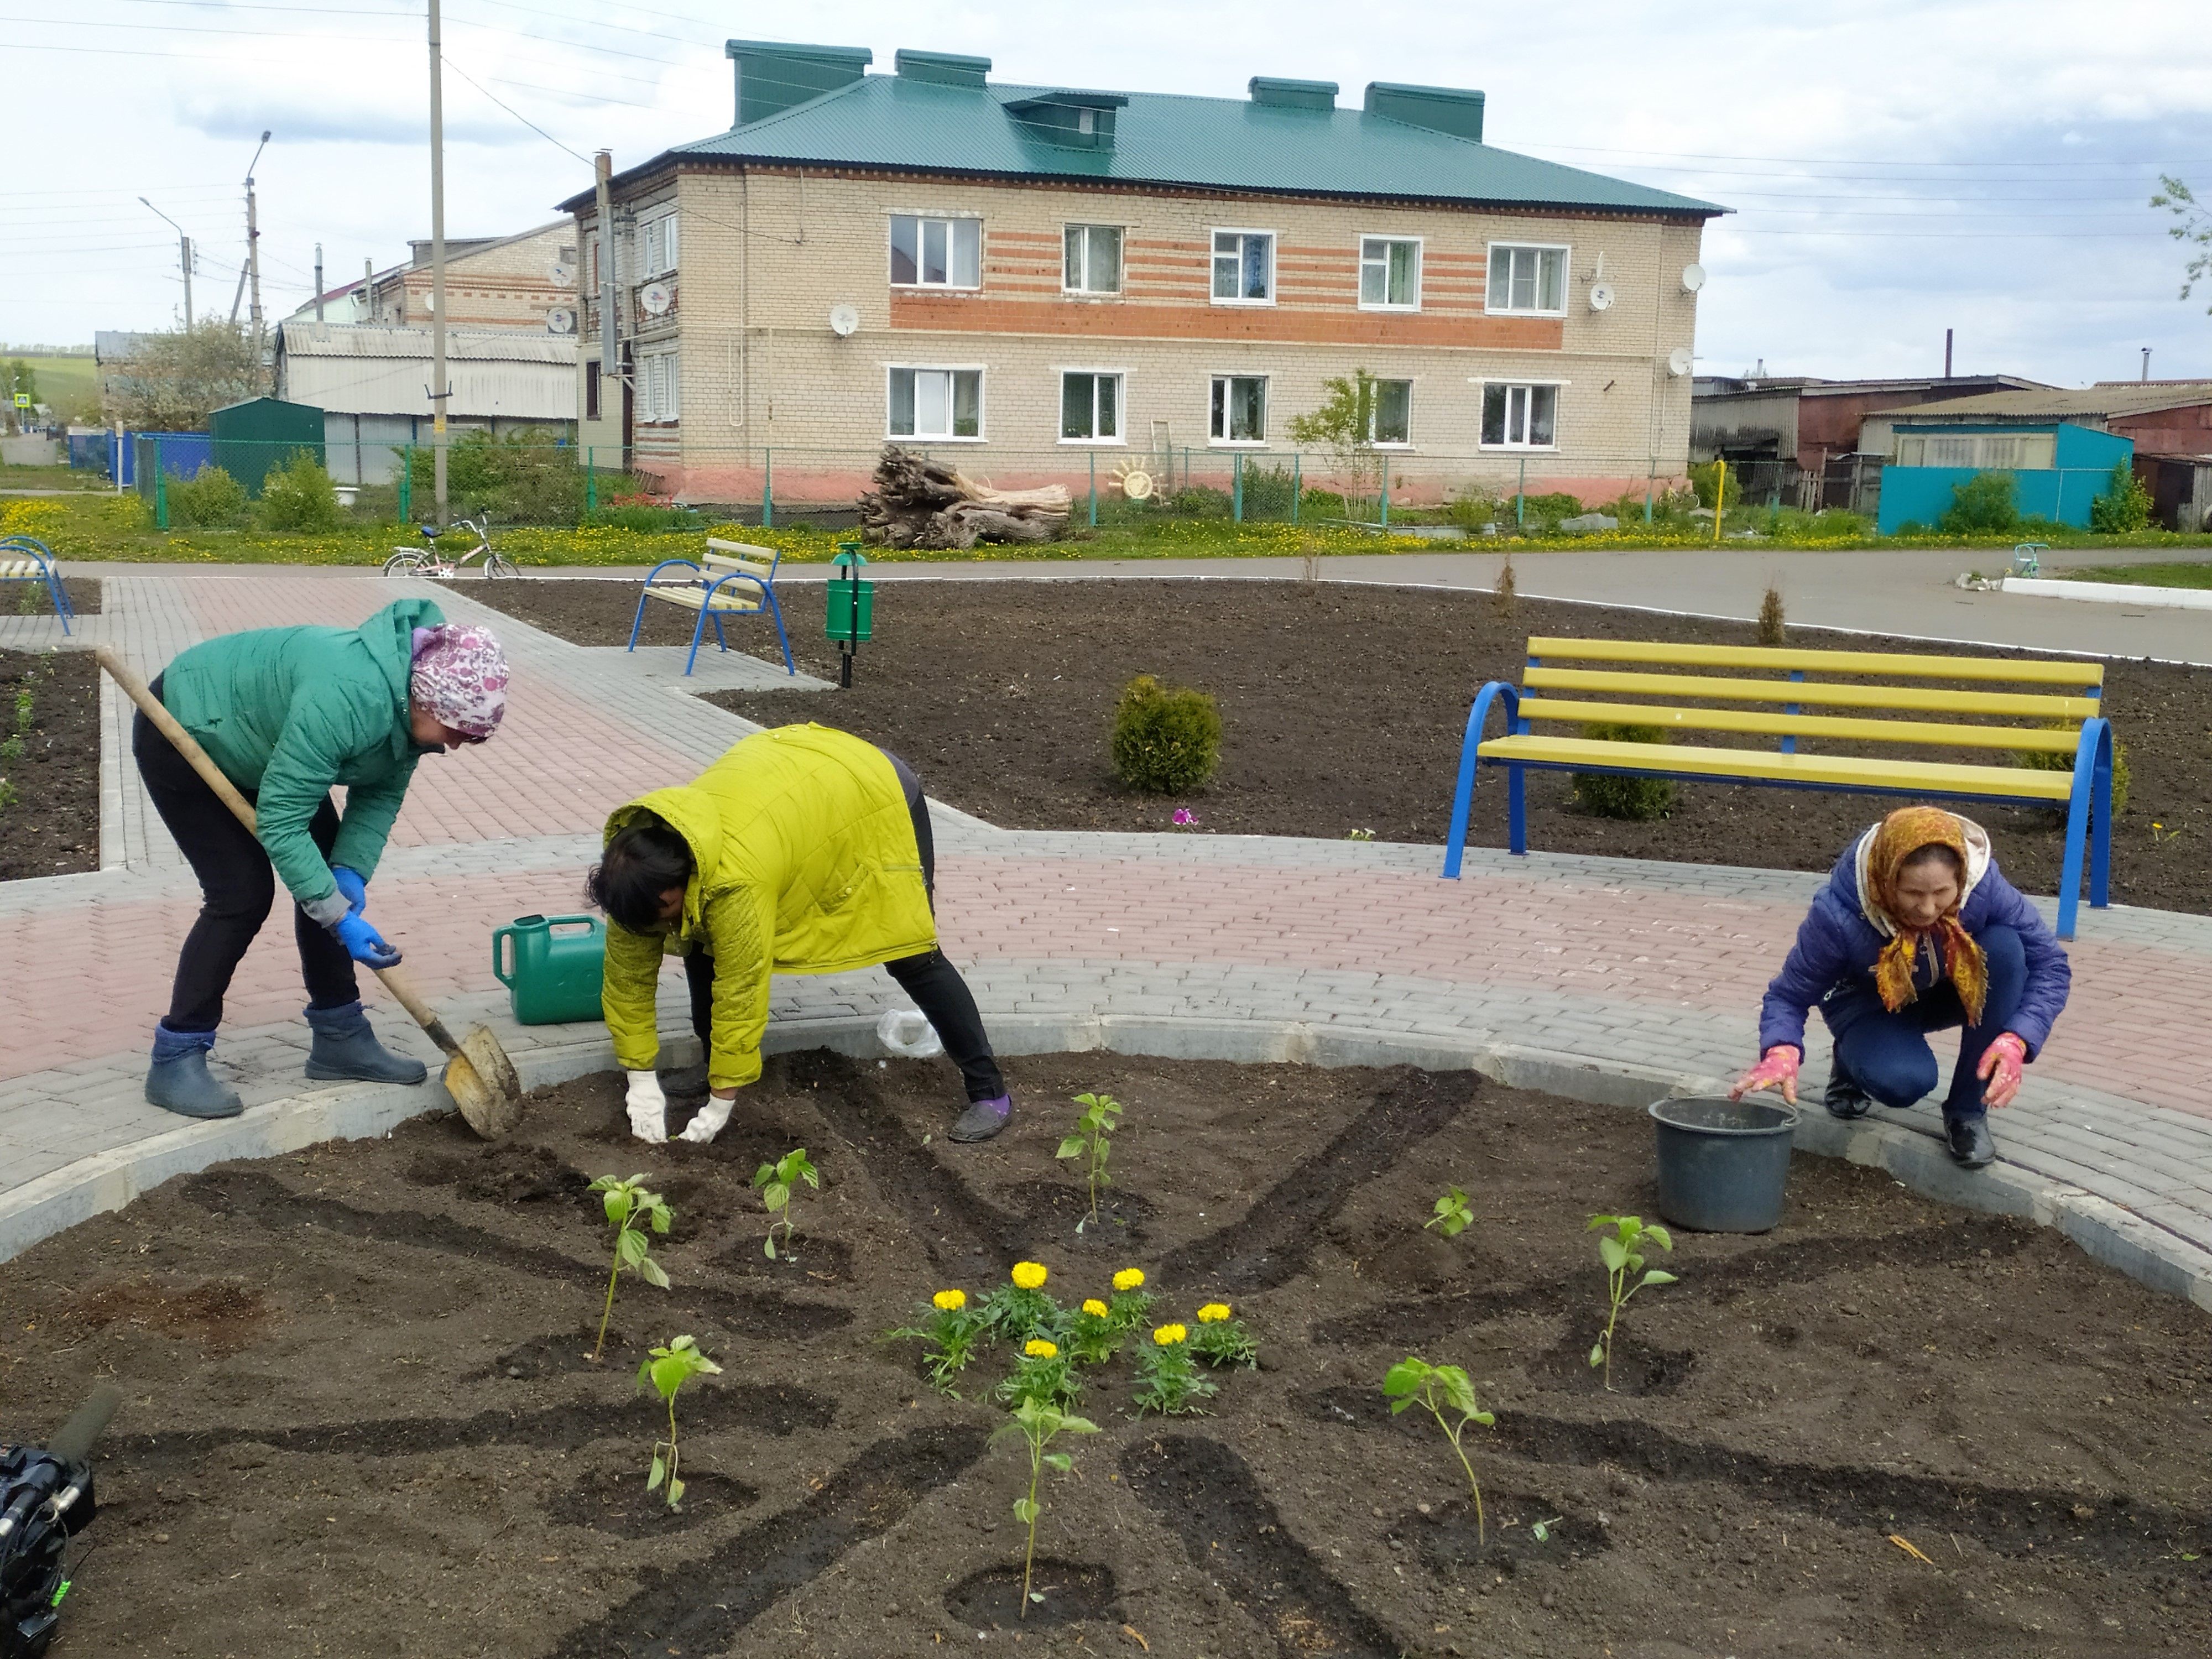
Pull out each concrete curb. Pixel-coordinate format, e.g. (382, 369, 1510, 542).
(6, 1015, 2209, 1318)
(2001, 575, 2212, 612)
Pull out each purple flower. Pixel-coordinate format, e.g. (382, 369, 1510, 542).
(1172, 808, 1197, 827)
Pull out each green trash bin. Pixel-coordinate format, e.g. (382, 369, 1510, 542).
(826, 544, 873, 686)
(492, 914, 606, 1025)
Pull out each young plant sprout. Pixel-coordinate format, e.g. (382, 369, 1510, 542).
(586, 1174, 672, 1362)
(1104, 1266, 1154, 1333)
(1134, 1322, 1218, 1417)
(1055, 1092, 1123, 1229)
(886, 1288, 987, 1395)
(1188, 1301, 1259, 1369)
(980, 1260, 1063, 1345)
(1383, 1356, 1496, 1543)
(637, 1334, 721, 1508)
(1066, 1297, 1121, 1365)
(1425, 1187, 1474, 1238)
(753, 1147, 820, 1260)
(1587, 1212, 1678, 1391)
(998, 1336, 1081, 1410)
(992, 1398, 1099, 1616)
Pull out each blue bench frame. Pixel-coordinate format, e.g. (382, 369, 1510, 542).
(627, 547, 795, 677)
(0, 538, 73, 635)
(1442, 668, 2116, 941)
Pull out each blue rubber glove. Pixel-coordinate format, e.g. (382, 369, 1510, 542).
(333, 912, 403, 969)
(330, 866, 368, 917)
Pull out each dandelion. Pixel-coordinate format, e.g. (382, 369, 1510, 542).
(1025, 1338, 1058, 1359)
(1082, 1298, 1109, 1318)
(1196, 1302, 1232, 1323)
(1153, 1323, 1188, 1345)
(933, 1288, 967, 1312)
(1113, 1268, 1146, 1292)
(1011, 1261, 1049, 1290)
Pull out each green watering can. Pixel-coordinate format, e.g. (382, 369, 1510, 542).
(492, 914, 606, 1025)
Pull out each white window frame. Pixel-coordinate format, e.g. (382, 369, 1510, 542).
(1368, 377, 1415, 448)
(1062, 223, 1124, 296)
(889, 215, 983, 290)
(1484, 242, 1571, 316)
(885, 364, 986, 442)
(637, 347, 680, 424)
(638, 210, 679, 277)
(1056, 368, 1127, 445)
(1208, 372, 1270, 445)
(1358, 236, 1423, 311)
(1210, 228, 1276, 306)
(1474, 378, 1562, 451)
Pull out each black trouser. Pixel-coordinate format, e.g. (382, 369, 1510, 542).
(682, 771, 1005, 1102)
(134, 679, 358, 1032)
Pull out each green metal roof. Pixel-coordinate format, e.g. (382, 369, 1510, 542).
(641, 73, 1723, 218)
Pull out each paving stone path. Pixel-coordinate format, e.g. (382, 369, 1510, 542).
(6, 564, 2212, 1293)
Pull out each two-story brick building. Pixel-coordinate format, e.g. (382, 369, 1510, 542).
(561, 43, 1723, 508)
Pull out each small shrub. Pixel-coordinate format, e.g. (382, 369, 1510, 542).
(1571, 722, 1675, 821)
(1237, 462, 1299, 518)
(1757, 585, 1787, 648)
(2013, 721, 2131, 818)
(1939, 471, 2020, 535)
(1111, 674, 1222, 795)
(1161, 484, 1232, 519)
(258, 451, 343, 532)
(165, 465, 248, 528)
(2089, 461, 2153, 534)
(1493, 555, 1517, 616)
(1688, 461, 1727, 509)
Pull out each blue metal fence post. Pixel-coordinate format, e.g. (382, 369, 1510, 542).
(763, 448, 774, 529)
(153, 436, 167, 530)
(1233, 451, 1243, 522)
(1291, 452, 1301, 525)
(1089, 450, 1097, 528)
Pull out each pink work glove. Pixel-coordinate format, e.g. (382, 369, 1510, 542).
(1977, 1032, 2028, 1109)
(1730, 1045, 1800, 1105)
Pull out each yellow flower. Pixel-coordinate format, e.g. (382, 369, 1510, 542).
(1011, 1261, 1048, 1290)
(1197, 1303, 1232, 1323)
(1152, 1323, 1188, 1346)
(932, 1289, 966, 1312)
(1025, 1339, 1058, 1359)
(1113, 1268, 1146, 1292)
(1082, 1298, 1109, 1318)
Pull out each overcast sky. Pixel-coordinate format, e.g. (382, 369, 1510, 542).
(6, 0, 2209, 387)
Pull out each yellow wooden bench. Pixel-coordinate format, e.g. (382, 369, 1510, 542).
(627, 538, 795, 676)
(1442, 637, 2118, 937)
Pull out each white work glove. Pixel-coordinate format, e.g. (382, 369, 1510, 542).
(677, 1092, 736, 1144)
(624, 1070, 667, 1142)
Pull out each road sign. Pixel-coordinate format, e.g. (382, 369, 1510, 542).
(11, 394, 28, 408)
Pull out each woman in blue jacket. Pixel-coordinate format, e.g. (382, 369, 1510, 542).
(1731, 806, 2070, 1169)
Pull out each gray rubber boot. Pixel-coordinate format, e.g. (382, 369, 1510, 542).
(948, 1093, 1013, 1144)
(145, 1024, 244, 1119)
(304, 1000, 429, 1084)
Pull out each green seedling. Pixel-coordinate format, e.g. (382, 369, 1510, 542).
(636, 1334, 721, 1508)
(1133, 1322, 1217, 1417)
(1055, 1092, 1123, 1229)
(587, 1174, 671, 1362)
(753, 1147, 820, 1260)
(886, 1288, 987, 1396)
(1384, 1356, 1496, 1543)
(1530, 1515, 1563, 1543)
(1587, 1212, 1677, 1391)
(1424, 1186, 1474, 1238)
(991, 1398, 1099, 1616)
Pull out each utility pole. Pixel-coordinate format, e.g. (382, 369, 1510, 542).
(314, 244, 324, 322)
(139, 197, 192, 328)
(429, 0, 450, 527)
(245, 129, 270, 390)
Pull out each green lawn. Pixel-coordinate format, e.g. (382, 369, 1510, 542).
(6, 354, 99, 425)
(2055, 561, 2212, 589)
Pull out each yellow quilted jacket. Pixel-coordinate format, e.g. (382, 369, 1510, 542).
(599, 724, 936, 1091)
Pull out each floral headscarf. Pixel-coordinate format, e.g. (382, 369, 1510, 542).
(409, 624, 508, 739)
(1860, 806, 1987, 1022)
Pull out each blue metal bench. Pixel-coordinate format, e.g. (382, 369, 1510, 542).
(0, 538, 73, 635)
(628, 538, 794, 677)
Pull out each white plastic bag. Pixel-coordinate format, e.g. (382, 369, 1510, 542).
(876, 1007, 943, 1060)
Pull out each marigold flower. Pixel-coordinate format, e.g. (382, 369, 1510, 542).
(932, 1289, 966, 1312)
(1082, 1298, 1110, 1318)
(1152, 1323, 1188, 1346)
(1025, 1339, 1058, 1359)
(1196, 1302, 1232, 1323)
(1113, 1268, 1146, 1292)
(1011, 1261, 1048, 1290)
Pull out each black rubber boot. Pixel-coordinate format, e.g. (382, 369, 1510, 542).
(304, 1000, 428, 1084)
(948, 1093, 1013, 1144)
(145, 1023, 244, 1119)
(1945, 1113, 1996, 1170)
(1823, 1061, 1873, 1120)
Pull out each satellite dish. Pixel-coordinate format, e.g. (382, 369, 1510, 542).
(1588, 283, 1615, 312)
(1667, 346, 1693, 377)
(1681, 262, 1707, 294)
(828, 304, 860, 338)
(545, 307, 576, 336)
(549, 261, 575, 286)
(639, 281, 672, 316)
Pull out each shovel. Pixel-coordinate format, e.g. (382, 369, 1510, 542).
(97, 646, 527, 1139)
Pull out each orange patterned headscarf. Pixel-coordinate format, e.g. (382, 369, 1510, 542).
(1863, 807, 1987, 1022)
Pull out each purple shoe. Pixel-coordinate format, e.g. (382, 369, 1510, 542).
(948, 1093, 1013, 1143)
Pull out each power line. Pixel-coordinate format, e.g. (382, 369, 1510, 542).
(444, 53, 593, 163)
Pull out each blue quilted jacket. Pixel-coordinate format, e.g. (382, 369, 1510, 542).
(1757, 837, 2071, 1060)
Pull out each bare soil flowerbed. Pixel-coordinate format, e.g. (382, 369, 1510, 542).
(0, 641, 102, 881)
(4, 1051, 2209, 1657)
(465, 578, 2212, 916)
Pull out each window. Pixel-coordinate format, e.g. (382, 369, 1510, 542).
(588, 241, 599, 289)
(1481, 382, 1557, 448)
(1896, 432, 2056, 470)
(890, 216, 982, 288)
(1209, 374, 1267, 442)
(1486, 244, 1568, 314)
(1359, 238, 1421, 309)
(1369, 378, 1413, 445)
(1063, 224, 1123, 294)
(1060, 372, 1123, 442)
(888, 367, 983, 439)
(637, 349, 680, 423)
(640, 212, 679, 277)
(1211, 229, 1274, 303)
(585, 359, 601, 421)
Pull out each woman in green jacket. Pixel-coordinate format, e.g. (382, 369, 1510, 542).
(135, 598, 509, 1118)
(589, 723, 1013, 1145)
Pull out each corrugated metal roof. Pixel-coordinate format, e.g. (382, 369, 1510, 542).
(276, 323, 574, 419)
(279, 322, 576, 364)
(616, 74, 1721, 217)
(1875, 384, 2212, 421)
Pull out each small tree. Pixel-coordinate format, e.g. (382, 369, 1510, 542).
(258, 451, 343, 531)
(4, 361, 38, 434)
(109, 322, 259, 431)
(1287, 369, 1387, 523)
(1757, 585, 1787, 648)
(1939, 471, 2020, 535)
(2151, 175, 2212, 312)
(2089, 461, 2153, 534)
(1110, 675, 1222, 795)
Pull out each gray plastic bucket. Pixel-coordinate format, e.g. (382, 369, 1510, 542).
(1648, 1095, 1799, 1233)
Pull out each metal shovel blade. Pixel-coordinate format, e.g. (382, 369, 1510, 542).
(446, 1024, 526, 1140)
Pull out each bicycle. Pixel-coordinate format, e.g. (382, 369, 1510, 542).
(382, 516, 520, 580)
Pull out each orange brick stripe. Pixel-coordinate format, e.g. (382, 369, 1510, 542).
(889, 291, 1564, 348)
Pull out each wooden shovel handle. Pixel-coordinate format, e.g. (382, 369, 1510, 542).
(95, 645, 460, 1058)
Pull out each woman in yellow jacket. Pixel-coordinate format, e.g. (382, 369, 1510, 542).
(589, 723, 1013, 1144)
